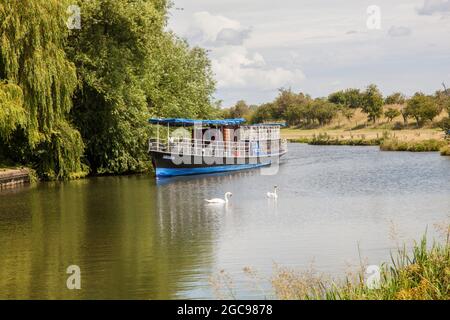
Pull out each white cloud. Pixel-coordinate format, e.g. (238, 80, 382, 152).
(417, 0, 450, 15)
(388, 26, 412, 37)
(212, 46, 305, 90)
(168, 0, 450, 105)
(186, 11, 306, 94)
(216, 28, 251, 46)
(188, 11, 251, 46)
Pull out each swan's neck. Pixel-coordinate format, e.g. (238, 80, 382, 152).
(273, 188, 277, 194)
(224, 194, 229, 202)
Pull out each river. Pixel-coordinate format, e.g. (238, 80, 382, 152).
(1, 144, 450, 299)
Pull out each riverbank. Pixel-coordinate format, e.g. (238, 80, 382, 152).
(282, 127, 445, 142)
(442, 145, 450, 156)
(272, 234, 450, 300)
(0, 168, 31, 189)
(283, 128, 450, 153)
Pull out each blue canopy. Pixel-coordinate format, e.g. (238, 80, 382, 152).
(148, 118, 246, 127)
(252, 122, 287, 127)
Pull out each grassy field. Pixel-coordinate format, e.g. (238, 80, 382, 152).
(281, 107, 447, 143)
(282, 127, 445, 142)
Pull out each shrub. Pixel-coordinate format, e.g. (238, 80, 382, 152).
(381, 138, 446, 152)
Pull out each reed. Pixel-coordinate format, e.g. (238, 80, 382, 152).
(441, 144, 450, 156)
(380, 138, 446, 152)
(289, 133, 382, 146)
(272, 233, 450, 300)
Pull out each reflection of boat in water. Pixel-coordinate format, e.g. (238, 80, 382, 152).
(148, 118, 287, 177)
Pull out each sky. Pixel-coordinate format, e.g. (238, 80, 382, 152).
(167, 0, 450, 107)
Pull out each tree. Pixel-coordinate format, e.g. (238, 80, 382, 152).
(283, 93, 311, 126)
(405, 93, 441, 126)
(284, 103, 306, 126)
(385, 92, 406, 105)
(328, 88, 362, 109)
(400, 107, 410, 125)
(0, 0, 84, 179)
(0, 81, 26, 140)
(272, 88, 299, 120)
(251, 103, 276, 124)
(310, 99, 338, 126)
(68, 0, 217, 174)
(439, 117, 450, 133)
(228, 100, 251, 119)
(435, 90, 450, 114)
(361, 84, 383, 123)
(340, 106, 355, 122)
(384, 108, 401, 122)
(144, 36, 217, 119)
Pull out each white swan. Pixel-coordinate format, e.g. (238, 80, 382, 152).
(266, 186, 278, 199)
(205, 192, 232, 204)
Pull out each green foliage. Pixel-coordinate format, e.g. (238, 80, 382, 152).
(406, 93, 442, 126)
(435, 90, 450, 113)
(224, 100, 251, 119)
(328, 88, 362, 109)
(251, 103, 276, 124)
(273, 235, 450, 300)
(144, 35, 217, 118)
(68, 0, 217, 175)
(309, 99, 338, 126)
(273, 88, 308, 120)
(361, 84, 384, 123)
(0, 81, 26, 139)
(441, 145, 450, 156)
(0, 0, 85, 179)
(384, 108, 401, 122)
(438, 117, 450, 133)
(282, 93, 312, 126)
(380, 138, 445, 152)
(385, 92, 406, 105)
(67, 0, 161, 174)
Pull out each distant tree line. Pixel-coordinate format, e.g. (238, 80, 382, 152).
(223, 84, 450, 129)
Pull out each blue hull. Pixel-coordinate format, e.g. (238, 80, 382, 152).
(155, 163, 270, 177)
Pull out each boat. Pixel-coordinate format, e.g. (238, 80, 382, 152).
(148, 118, 288, 177)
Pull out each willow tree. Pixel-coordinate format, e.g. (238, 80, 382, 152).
(0, 0, 84, 178)
(0, 81, 25, 140)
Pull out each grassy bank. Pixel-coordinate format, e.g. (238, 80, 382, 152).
(211, 231, 450, 300)
(272, 234, 450, 300)
(289, 134, 382, 146)
(283, 127, 445, 143)
(284, 126, 449, 153)
(380, 138, 447, 152)
(281, 107, 446, 146)
(441, 145, 450, 156)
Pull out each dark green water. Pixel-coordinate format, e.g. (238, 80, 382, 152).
(1, 144, 450, 299)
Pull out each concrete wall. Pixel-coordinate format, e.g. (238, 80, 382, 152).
(0, 169, 30, 189)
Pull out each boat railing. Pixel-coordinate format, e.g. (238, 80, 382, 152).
(148, 138, 287, 158)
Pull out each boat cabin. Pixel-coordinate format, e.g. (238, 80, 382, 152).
(148, 118, 287, 158)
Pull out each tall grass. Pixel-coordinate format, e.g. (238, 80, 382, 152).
(380, 138, 446, 152)
(272, 234, 450, 300)
(441, 144, 450, 156)
(211, 229, 450, 300)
